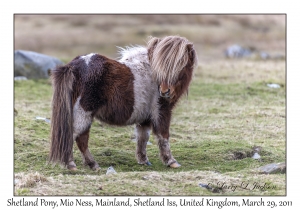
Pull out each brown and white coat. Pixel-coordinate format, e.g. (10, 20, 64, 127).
(49, 36, 198, 170)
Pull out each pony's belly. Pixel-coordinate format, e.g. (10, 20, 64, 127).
(95, 88, 158, 126)
(95, 108, 132, 126)
(94, 94, 135, 126)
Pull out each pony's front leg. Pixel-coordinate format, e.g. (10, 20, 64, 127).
(155, 134, 181, 168)
(152, 122, 181, 168)
(135, 121, 152, 166)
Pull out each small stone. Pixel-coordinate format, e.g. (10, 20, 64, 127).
(252, 152, 261, 160)
(35, 116, 51, 123)
(98, 186, 103, 190)
(258, 162, 286, 174)
(199, 183, 212, 190)
(267, 84, 280, 88)
(106, 166, 117, 175)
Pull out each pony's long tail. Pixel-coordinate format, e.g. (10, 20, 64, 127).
(49, 65, 75, 166)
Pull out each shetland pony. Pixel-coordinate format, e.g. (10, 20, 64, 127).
(49, 35, 198, 170)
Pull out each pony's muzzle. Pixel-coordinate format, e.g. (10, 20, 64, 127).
(159, 82, 172, 98)
(160, 88, 171, 98)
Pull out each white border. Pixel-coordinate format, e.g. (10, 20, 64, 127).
(2, 0, 299, 209)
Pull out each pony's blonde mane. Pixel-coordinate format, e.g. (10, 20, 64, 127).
(147, 35, 197, 85)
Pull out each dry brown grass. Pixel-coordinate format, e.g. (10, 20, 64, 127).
(197, 59, 285, 84)
(14, 14, 285, 61)
(15, 172, 48, 188)
(14, 170, 285, 196)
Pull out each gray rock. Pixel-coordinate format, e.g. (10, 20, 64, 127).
(258, 162, 286, 174)
(14, 76, 28, 81)
(224, 45, 252, 58)
(14, 50, 63, 79)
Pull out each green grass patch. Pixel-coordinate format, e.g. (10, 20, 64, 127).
(14, 60, 285, 195)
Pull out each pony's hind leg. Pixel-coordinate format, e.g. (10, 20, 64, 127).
(135, 121, 152, 166)
(75, 129, 100, 170)
(67, 153, 77, 170)
(72, 97, 99, 170)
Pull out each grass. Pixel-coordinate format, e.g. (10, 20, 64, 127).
(14, 14, 285, 196)
(14, 58, 286, 196)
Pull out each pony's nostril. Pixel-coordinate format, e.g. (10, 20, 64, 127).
(160, 88, 171, 97)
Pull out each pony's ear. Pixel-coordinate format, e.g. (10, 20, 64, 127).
(147, 36, 161, 48)
(147, 36, 161, 61)
(187, 43, 198, 69)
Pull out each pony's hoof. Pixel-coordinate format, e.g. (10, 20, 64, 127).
(68, 166, 77, 171)
(139, 161, 152, 166)
(92, 166, 100, 171)
(169, 162, 181, 168)
(145, 161, 152, 166)
(67, 161, 77, 170)
(91, 164, 100, 171)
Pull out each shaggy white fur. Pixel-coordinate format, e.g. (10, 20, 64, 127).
(118, 46, 160, 125)
(72, 97, 93, 140)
